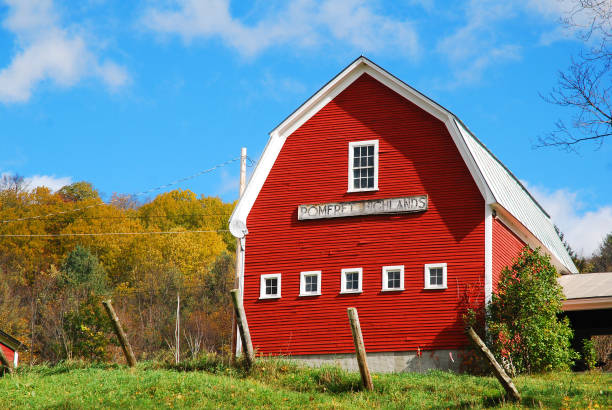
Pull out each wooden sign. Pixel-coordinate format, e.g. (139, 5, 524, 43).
(298, 195, 427, 220)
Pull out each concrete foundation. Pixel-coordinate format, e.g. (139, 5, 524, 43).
(286, 350, 463, 373)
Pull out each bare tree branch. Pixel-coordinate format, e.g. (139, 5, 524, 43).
(540, 0, 612, 150)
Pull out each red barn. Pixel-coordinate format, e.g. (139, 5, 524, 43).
(0, 329, 23, 368)
(229, 57, 577, 372)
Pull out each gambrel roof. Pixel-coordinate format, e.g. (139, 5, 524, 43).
(229, 56, 578, 274)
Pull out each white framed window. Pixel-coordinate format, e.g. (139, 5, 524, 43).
(348, 140, 379, 192)
(424, 263, 447, 290)
(300, 271, 322, 296)
(341, 268, 363, 294)
(260, 273, 281, 299)
(382, 265, 404, 291)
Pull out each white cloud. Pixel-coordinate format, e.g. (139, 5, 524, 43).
(24, 174, 72, 192)
(523, 181, 612, 257)
(142, 0, 420, 58)
(0, 0, 129, 103)
(436, 0, 523, 87)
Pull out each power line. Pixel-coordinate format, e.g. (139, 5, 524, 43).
(12, 213, 233, 221)
(0, 229, 230, 238)
(1, 157, 240, 224)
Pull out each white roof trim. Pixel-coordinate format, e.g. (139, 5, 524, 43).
(228, 57, 577, 274)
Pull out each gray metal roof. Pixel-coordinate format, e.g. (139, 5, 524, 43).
(455, 120, 578, 273)
(558, 272, 612, 299)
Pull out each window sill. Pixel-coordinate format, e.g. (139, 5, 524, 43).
(346, 187, 379, 193)
(381, 288, 404, 292)
(259, 295, 281, 300)
(340, 290, 362, 294)
(299, 292, 322, 297)
(423, 286, 447, 290)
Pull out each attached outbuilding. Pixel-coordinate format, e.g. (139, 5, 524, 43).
(0, 329, 23, 368)
(229, 57, 577, 372)
(558, 272, 612, 343)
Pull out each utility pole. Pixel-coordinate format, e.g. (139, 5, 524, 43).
(231, 147, 247, 359)
(175, 292, 180, 364)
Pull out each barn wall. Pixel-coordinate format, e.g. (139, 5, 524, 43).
(0, 343, 14, 366)
(492, 217, 526, 292)
(244, 73, 485, 356)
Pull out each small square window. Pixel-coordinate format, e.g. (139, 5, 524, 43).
(341, 268, 363, 294)
(348, 140, 379, 192)
(300, 271, 322, 296)
(260, 273, 281, 299)
(382, 265, 404, 291)
(424, 263, 447, 290)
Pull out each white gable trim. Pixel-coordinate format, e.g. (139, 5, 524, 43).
(229, 57, 495, 237)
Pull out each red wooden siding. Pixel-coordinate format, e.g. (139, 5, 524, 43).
(0, 343, 14, 365)
(492, 217, 525, 292)
(244, 73, 485, 356)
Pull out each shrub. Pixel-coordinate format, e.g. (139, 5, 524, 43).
(487, 246, 578, 375)
(581, 339, 597, 370)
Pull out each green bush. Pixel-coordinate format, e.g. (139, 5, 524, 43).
(581, 339, 597, 370)
(487, 246, 578, 375)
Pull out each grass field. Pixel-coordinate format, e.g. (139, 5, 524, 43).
(0, 358, 610, 409)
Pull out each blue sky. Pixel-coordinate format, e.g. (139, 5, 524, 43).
(1, 0, 611, 256)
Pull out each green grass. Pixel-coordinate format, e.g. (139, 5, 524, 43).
(0, 358, 610, 409)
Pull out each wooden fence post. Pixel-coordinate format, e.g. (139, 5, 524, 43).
(102, 300, 137, 368)
(467, 327, 520, 402)
(347, 307, 373, 391)
(230, 289, 254, 369)
(0, 346, 12, 375)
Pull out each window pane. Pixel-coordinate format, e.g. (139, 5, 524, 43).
(346, 272, 359, 290)
(360, 146, 366, 156)
(353, 157, 359, 167)
(367, 168, 373, 177)
(353, 170, 360, 179)
(366, 177, 373, 188)
(367, 145, 374, 155)
(429, 268, 443, 286)
(387, 270, 400, 288)
(354, 147, 360, 157)
(266, 278, 278, 295)
(305, 275, 318, 293)
(354, 178, 360, 189)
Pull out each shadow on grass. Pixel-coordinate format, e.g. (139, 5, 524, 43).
(456, 394, 512, 409)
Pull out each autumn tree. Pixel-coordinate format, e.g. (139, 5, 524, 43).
(58, 182, 100, 202)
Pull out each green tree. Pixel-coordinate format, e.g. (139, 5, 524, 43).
(592, 233, 612, 272)
(487, 247, 578, 374)
(59, 246, 111, 360)
(60, 245, 108, 294)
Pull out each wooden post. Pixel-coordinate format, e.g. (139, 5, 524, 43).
(230, 289, 254, 368)
(231, 147, 247, 359)
(102, 300, 137, 368)
(347, 307, 373, 391)
(0, 346, 12, 375)
(467, 327, 520, 402)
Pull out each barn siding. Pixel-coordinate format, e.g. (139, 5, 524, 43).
(0, 343, 14, 365)
(492, 217, 526, 292)
(244, 73, 485, 356)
